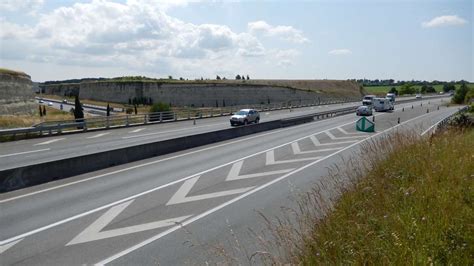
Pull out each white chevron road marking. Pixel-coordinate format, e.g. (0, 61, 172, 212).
(325, 130, 367, 140)
(67, 200, 191, 245)
(337, 127, 366, 135)
(226, 161, 294, 181)
(129, 128, 145, 133)
(309, 135, 357, 146)
(0, 238, 23, 254)
(167, 176, 254, 205)
(291, 142, 343, 155)
(265, 150, 322, 165)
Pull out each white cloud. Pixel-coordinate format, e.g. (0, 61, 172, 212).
(422, 15, 468, 28)
(0, 1, 311, 79)
(248, 20, 309, 43)
(328, 49, 352, 55)
(0, 0, 44, 12)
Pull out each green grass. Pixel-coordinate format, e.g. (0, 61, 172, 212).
(293, 128, 474, 264)
(363, 84, 453, 95)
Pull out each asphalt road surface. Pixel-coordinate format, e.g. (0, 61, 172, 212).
(0, 96, 444, 171)
(0, 97, 460, 265)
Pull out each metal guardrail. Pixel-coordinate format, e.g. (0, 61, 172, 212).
(0, 97, 360, 139)
(430, 106, 469, 134)
(0, 95, 448, 140)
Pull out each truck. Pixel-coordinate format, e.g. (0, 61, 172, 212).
(373, 97, 394, 112)
(386, 93, 396, 103)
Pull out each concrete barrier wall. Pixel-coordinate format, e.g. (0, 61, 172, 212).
(0, 119, 284, 192)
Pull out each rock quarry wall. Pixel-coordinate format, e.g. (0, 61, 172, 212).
(41, 80, 361, 107)
(0, 71, 36, 115)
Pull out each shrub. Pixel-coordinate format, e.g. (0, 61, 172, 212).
(452, 83, 469, 104)
(149, 102, 170, 113)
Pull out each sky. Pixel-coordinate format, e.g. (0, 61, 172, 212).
(0, 0, 472, 82)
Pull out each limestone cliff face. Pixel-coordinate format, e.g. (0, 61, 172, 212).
(0, 70, 36, 115)
(40, 80, 362, 107)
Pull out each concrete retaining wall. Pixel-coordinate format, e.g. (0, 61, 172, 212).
(40, 81, 360, 107)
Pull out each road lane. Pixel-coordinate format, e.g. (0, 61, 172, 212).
(0, 96, 447, 171)
(0, 98, 458, 265)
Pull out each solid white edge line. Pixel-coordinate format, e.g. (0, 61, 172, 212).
(96, 110, 436, 265)
(0, 99, 446, 246)
(0, 118, 360, 245)
(0, 111, 362, 204)
(1, 98, 441, 203)
(0, 149, 50, 158)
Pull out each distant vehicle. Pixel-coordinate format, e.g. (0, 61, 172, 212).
(356, 105, 372, 116)
(48, 102, 53, 106)
(448, 90, 454, 96)
(415, 94, 422, 99)
(386, 93, 396, 103)
(39, 99, 44, 103)
(230, 109, 260, 126)
(362, 95, 376, 107)
(373, 97, 393, 112)
(62, 99, 68, 103)
(439, 91, 444, 95)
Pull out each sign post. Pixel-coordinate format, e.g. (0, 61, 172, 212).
(356, 117, 375, 132)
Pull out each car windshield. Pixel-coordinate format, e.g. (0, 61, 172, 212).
(236, 111, 248, 115)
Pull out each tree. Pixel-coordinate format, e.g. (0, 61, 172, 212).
(74, 95, 84, 121)
(106, 103, 110, 117)
(149, 102, 170, 113)
(246, 75, 249, 80)
(452, 82, 469, 104)
(179, 77, 184, 80)
(426, 86, 436, 93)
(168, 75, 173, 80)
(464, 86, 474, 103)
(235, 74, 241, 80)
(399, 84, 416, 95)
(43, 106, 47, 116)
(443, 83, 456, 93)
(39, 105, 43, 117)
(388, 87, 398, 95)
(216, 75, 221, 80)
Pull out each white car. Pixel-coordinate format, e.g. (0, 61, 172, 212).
(415, 94, 422, 99)
(356, 106, 372, 116)
(230, 109, 260, 126)
(48, 102, 53, 106)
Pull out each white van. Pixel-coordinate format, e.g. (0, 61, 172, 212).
(373, 97, 394, 112)
(362, 95, 376, 107)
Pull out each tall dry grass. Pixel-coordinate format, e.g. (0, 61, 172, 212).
(253, 128, 473, 265)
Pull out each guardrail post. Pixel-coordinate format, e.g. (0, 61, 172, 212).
(437, 106, 439, 110)
(58, 123, 62, 134)
(427, 109, 429, 113)
(160, 113, 163, 123)
(126, 115, 129, 126)
(106, 117, 110, 128)
(187, 110, 191, 120)
(174, 113, 177, 121)
(83, 121, 87, 132)
(144, 114, 148, 124)
(193, 118, 196, 125)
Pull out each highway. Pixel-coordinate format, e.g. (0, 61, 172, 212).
(0, 96, 444, 171)
(0, 97, 460, 265)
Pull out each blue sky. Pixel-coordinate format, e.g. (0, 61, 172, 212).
(0, 0, 472, 82)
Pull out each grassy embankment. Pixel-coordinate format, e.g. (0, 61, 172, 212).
(298, 128, 473, 264)
(363, 84, 466, 95)
(0, 107, 89, 129)
(259, 117, 473, 264)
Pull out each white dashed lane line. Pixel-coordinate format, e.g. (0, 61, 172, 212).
(87, 133, 110, 139)
(129, 128, 145, 133)
(0, 149, 50, 158)
(33, 138, 65, 146)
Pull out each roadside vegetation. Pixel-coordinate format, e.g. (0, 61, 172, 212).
(255, 113, 473, 265)
(0, 106, 79, 129)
